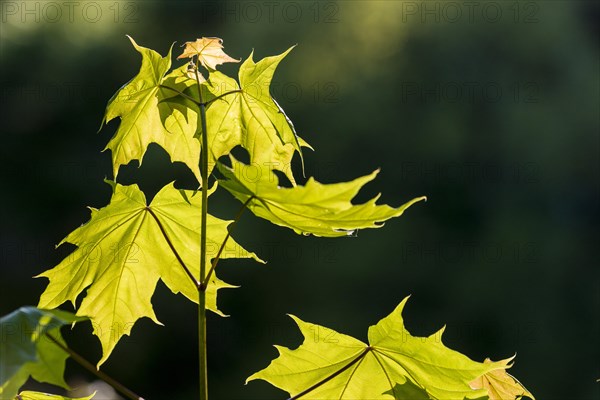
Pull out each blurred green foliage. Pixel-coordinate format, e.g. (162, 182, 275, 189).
(1, 1, 598, 399)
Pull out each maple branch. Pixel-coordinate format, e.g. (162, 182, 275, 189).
(45, 333, 145, 400)
(145, 206, 200, 288)
(195, 57, 210, 400)
(287, 347, 372, 400)
(204, 89, 243, 106)
(159, 84, 202, 106)
(202, 195, 254, 288)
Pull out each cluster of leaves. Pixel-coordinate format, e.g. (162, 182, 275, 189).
(1, 36, 535, 399)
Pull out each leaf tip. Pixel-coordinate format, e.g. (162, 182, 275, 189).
(504, 352, 517, 368)
(403, 196, 428, 210)
(391, 295, 412, 317)
(103, 178, 117, 192)
(366, 169, 381, 181)
(33, 271, 48, 280)
(253, 255, 267, 265)
(97, 116, 105, 133)
(284, 45, 296, 57)
(245, 373, 259, 385)
(125, 34, 137, 48)
(431, 324, 447, 340)
(285, 313, 304, 327)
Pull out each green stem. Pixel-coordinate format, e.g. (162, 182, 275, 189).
(45, 333, 145, 400)
(202, 196, 254, 287)
(194, 60, 209, 400)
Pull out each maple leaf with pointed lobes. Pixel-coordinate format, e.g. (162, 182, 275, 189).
(0, 307, 86, 399)
(218, 157, 426, 237)
(203, 47, 311, 185)
(248, 297, 510, 399)
(470, 358, 535, 400)
(37, 181, 262, 366)
(177, 37, 240, 70)
(101, 36, 202, 183)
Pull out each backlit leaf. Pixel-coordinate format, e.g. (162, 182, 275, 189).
(248, 297, 513, 399)
(218, 157, 426, 237)
(101, 36, 201, 182)
(37, 182, 262, 365)
(0, 307, 84, 399)
(203, 47, 310, 184)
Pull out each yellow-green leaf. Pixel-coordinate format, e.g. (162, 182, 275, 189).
(101, 36, 201, 182)
(248, 297, 511, 399)
(470, 358, 535, 400)
(0, 307, 85, 399)
(218, 157, 426, 237)
(37, 182, 262, 366)
(204, 47, 310, 184)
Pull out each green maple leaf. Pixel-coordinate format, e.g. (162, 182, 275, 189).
(248, 297, 511, 399)
(101, 36, 201, 182)
(37, 181, 262, 365)
(16, 392, 95, 400)
(0, 307, 85, 399)
(217, 157, 426, 237)
(204, 47, 310, 185)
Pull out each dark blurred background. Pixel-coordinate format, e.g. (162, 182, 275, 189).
(1, 1, 598, 399)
